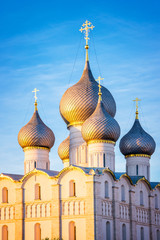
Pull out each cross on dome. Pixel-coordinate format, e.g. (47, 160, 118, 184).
(133, 97, 141, 119)
(32, 88, 39, 111)
(96, 76, 104, 102)
(79, 20, 95, 61)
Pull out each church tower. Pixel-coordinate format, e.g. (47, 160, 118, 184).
(59, 21, 117, 167)
(18, 88, 55, 174)
(119, 98, 156, 181)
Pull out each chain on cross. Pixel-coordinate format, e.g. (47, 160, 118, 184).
(79, 20, 95, 46)
(96, 76, 104, 101)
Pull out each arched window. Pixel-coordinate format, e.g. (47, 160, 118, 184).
(140, 227, 144, 240)
(34, 161, 37, 168)
(106, 221, 110, 240)
(69, 221, 76, 240)
(136, 165, 138, 175)
(140, 191, 143, 206)
(105, 181, 109, 198)
(122, 224, 126, 240)
(34, 223, 41, 240)
(2, 225, 8, 240)
(155, 194, 158, 209)
(157, 229, 160, 240)
(2, 188, 8, 203)
(121, 185, 125, 201)
(35, 184, 41, 200)
(69, 180, 76, 197)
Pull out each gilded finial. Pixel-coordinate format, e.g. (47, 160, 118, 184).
(133, 97, 141, 119)
(96, 76, 104, 102)
(32, 88, 39, 111)
(79, 20, 95, 61)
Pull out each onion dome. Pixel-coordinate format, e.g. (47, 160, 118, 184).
(81, 82, 120, 143)
(60, 61, 116, 126)
(18, 100, 55, 149)
(58, 136, 70, 161)
(119, 100, 156, 156)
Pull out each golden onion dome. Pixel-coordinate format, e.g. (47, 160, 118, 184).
(59, 61, 116, 126)
(81, 99, 120, 143)
(18, 109, 55, 149)
(58, 136, 70, 161)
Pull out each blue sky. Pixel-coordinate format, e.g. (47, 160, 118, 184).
(0, 0, 160, 181)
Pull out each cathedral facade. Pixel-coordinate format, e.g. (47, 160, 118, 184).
(0, 21, 160, 240)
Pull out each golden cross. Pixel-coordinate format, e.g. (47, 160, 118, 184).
(133, 97, 141, 119)
(133, 97, 141, 112)
(32, 88, 39, 102)
(79, 20, 95, 46)
(96, 76, 104, 101)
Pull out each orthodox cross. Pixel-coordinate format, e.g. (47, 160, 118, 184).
(32, 88, 39, 103)
(32, 88, 39, 111)
(96, 76, 104, 101)
(79, 20, 95, 46)
(133, 97, 141, 119)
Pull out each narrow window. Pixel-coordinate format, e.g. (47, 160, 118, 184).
(34, 223, 41, 240)
(34, 161, 37, 168)
(2, 188, 8, 203)
(105, 181, 109, 198)
(121, 185, 125, 201)
(69, 221, 76, 240)
(106, 221, 110, 240)
(140, 227, 144, 240)
(136, 165, 138, 175)
(46, 162, 48, 170)
(35, 184, 41, 200)
(126, 166, 128, 174)
(147, 166, 149, 180)
(2, 225, 8, 240)
(140, 191, 143, 206)
(103, 153, 106, 167)
(69, 180, 76, 197)
(157, 229, 160, 240)
(122, 224, 126, 240)
(155, 194, 158, 209)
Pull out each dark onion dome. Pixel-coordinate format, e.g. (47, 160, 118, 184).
(58, 136, 70, 160)
(59, 61, 116, 126)
(18, 108, 55, 149)
(81, 99, 120, 143)
(119, 118, 156, 156)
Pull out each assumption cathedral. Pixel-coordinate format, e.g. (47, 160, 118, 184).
(0, 21, 160, 240)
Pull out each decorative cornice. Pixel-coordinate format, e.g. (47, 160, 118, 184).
(125, 154, 150, 159)
(23, 146, 50, 152)
(62, 159, 69, 163)
(88, 140, 115, 145)
(67, 121, 84, 128)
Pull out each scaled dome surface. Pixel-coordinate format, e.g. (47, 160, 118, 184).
(81, 100, 120, 143)
(119, 118, 156, 156)
(59, 61, 116, 126)
(18, 110, 55, 149)
(58, 136, 70, 160)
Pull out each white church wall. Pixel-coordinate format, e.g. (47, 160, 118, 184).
(22, 173, 53, 202)
(25, 220, 52, 240)
(62, 218, 86, 240)
(0, 223, 15, 240)
(0, 179, 16, 204)
(58, 169, 87, 199)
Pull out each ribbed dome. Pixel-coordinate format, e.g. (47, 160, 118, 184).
(119, 119, 156, 156)
(18, 110, 55, 149)
(59, 61, 116, 126)
(58, 136, 70, 160)
(81, 100, 120, 143)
